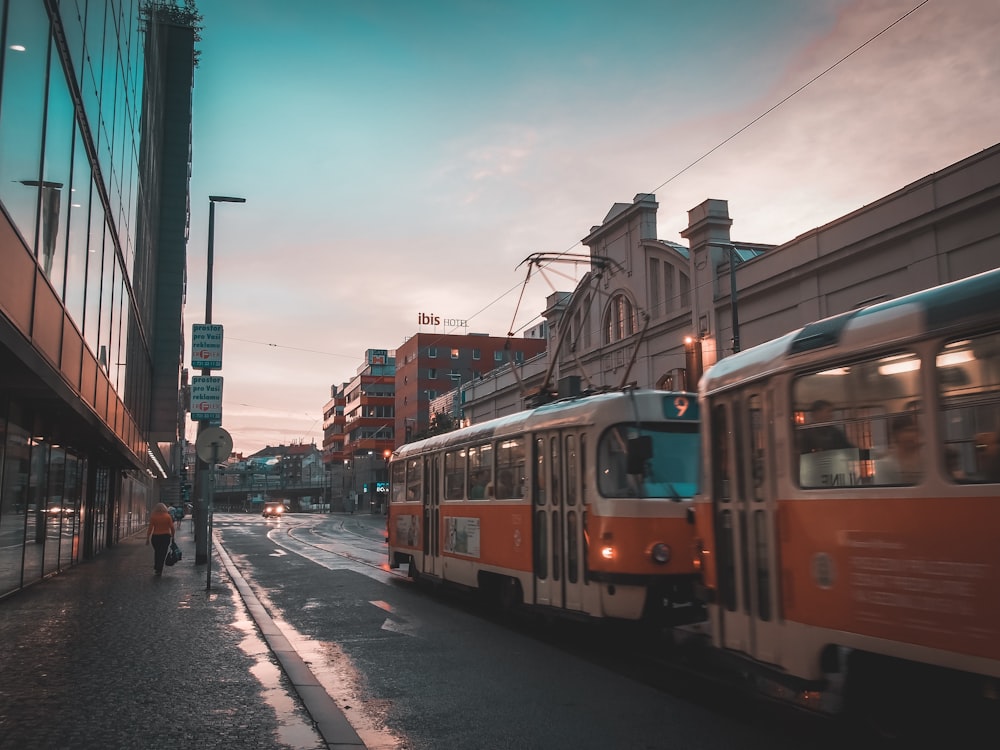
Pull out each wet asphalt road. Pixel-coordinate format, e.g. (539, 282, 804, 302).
(215, 511, 847, 750)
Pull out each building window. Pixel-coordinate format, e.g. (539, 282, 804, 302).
(604, 294, 637, 343)
(494, 351, 504, 362)
(649, 257, 661, 318)
(472, 348, 481, 360)
(451, 348, 460, 359)
(428, 368, 437, 379)
(679, 271, 691, 307)
(428, 347, 437, 358)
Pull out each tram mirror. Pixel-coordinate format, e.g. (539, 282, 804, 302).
(627, 436, 653, 474)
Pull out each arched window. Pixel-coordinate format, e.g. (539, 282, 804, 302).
(604, 294, 637, 343)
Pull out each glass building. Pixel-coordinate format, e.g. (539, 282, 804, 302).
(0, 1, 197, 597)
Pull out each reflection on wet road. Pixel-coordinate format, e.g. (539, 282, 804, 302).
(215, 513, 407, 749)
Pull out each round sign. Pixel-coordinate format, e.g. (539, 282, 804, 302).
(195, 426, 233, 463)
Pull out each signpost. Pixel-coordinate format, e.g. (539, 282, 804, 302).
(190, 376, 224, 423)
(195, 425, 233, 590)
(191, 324, 224, 369)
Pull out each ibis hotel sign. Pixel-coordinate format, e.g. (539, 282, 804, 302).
(192, 324, 224, 370)
(417, 313, 468, 330)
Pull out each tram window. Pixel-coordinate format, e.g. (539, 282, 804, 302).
(567, 510, 578, 583)
(496, 437, 525, 499)
(535, 438, 546, 505)
(550, 436, 561, 504)
(405, 458, 421, 502)
(718, 508, 737, 612)
(467, 443, 493, 499)
(597, 426, 638, 497)
(794, 353, 921, 487)
(565, 434, 578, 506)
(390, 461, 406, 503)
(748, 394, 766, 502)
(939, 331, 1000, 482)
(534, 509, 548, 578)
(754, 510, 771, 621)
(444, 450, 465, 500)
(598, 424, 699, 499)
(711, 406, 731, 503)
(580, 434, 587, 505)
(551, 510, 561, 582)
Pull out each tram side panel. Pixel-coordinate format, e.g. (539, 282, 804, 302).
(438, 501, 534, 588)
(776, 493, 1000, 675)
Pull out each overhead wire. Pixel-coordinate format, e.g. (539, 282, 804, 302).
(227, 1, 933, 365)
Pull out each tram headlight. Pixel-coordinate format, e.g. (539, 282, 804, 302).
(692, 538, 705, 572)
(651, 543, 671, 564)
(600, 545, 615, 560)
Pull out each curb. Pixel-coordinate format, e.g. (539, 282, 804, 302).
(213, 534, 368, 749)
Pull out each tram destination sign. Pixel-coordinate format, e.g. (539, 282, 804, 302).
(190, 375, 223, 422)
(191, 324, 224, 370)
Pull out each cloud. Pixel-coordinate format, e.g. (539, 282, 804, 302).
(187, 0, 1000, 454)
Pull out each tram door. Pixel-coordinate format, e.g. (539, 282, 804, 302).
(711, 391, 781, 664)
(422, 454, 442, 578)
(532, 431, 587, 613)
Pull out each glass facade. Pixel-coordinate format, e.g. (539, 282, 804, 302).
(0, 1, 194, 597)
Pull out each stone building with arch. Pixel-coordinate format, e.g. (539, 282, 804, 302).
(461, 142, 1000, 422)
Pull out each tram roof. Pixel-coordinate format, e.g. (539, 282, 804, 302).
(392, 389, 688, 458)
(700, 265, 1000, 395)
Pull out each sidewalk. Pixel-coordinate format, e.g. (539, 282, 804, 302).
(0, 519, 357, 750)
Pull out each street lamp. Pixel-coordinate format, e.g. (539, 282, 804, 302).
(707, 242, 742, 355)
(193, 195, 245, 566)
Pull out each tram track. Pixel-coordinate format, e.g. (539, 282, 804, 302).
(275, 515, 409, 581)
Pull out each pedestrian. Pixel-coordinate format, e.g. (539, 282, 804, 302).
(146, 502, 175, 576)
(875, 414, 923, 485)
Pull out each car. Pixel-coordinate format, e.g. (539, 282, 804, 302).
(262, 501, 286, 518)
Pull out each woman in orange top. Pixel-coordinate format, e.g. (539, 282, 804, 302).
(146, 502, 175, 576)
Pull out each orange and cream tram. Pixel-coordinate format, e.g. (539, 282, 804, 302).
(388, 389, 702, 624)
(692, 267, 1000, 723)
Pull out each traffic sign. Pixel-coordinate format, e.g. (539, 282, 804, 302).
(196, 425, 233, 463)
(192, 324, 224, 369)
(190, 375, 223, 421)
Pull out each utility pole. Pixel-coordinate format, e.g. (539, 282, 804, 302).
(193, 195, 244, 565)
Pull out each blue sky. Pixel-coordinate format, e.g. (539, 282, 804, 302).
(184, 0, 1000, 455)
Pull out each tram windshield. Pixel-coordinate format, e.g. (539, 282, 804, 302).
(597, 423, 700, 499)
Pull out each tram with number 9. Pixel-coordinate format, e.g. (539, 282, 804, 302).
(692, 267, 1000, 725)
(388, 388, 703, 624)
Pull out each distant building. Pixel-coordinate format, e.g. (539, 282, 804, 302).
(321, 383, 347, 465)
(393, 333, 546, 445)
(323, 349, 397, 511)
(342, 348, 396, 456)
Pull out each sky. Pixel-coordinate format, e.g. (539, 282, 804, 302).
(183, 0, 1000, 457)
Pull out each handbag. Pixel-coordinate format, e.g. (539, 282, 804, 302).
(165, 539, 181, 566)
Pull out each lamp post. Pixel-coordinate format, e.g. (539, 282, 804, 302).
(707, 242, 742, 355)
(729, 245, 741, 354)
(193, 195, 245, 565)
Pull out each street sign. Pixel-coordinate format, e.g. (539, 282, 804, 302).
(190, 375, 223, 421)
(192, 324, 224, 369)
(195, 425, 233, 463)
